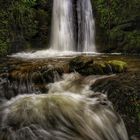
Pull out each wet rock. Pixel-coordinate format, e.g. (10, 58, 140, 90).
(2, 62, 65, 97)
(108, 60, 127, 73)
(9, 63, 63, 83)
(69, 56, 93, 71)
(69, 56, 127, 75)
(78, 63, 105, 75)
(91, 72, 140, 137)
(42, 67, 62, 83)
(0, 78, 17, 100)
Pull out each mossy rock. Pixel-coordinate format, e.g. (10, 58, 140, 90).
(69, 57, 127, 75)
(79, 63, 105, 75)
(42, 67, 63, 83)
(7, 59, 66, 83)
(69, 56, 93, 71)
(108, 60, 127, 73)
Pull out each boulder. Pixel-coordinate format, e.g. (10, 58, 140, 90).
(108, 60, 127, 73)
(69, 56, 127, 75)
(69, 56, 93, 71)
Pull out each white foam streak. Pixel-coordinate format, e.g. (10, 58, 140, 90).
(11, 49, 100, 59)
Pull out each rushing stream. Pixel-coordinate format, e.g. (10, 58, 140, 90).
(0, 73, 129, 140)
(0, 54, 140, 139)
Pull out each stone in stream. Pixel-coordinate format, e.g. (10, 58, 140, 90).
(69, 56, 127, 75)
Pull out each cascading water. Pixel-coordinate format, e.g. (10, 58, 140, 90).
(0, 73, 128, 140)
(50, 0, 75, 51)
(77, 0, 96, 52)
(51, 0, 96, 52)
(11, 0, 97, 58)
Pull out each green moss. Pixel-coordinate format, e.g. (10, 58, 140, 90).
(69, 56, 127, 75)
(108, 60, 127, 73)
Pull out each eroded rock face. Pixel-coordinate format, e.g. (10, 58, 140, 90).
(0, 58, 68, 99)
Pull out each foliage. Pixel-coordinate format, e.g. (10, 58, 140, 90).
(91, 0, 140, 53)
(0, 9, 9, 56)
(0, 0, 52, 56)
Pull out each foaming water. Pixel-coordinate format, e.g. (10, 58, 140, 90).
(48, 73, 116, 96)
(11, 49, 99, 59)
(0, 94, 128, 140)
(0, 73, 128, 140)
(10, 49, 122, 59)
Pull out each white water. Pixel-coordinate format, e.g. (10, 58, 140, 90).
(11, 0, 97, 59)
(0, 73, 128, 140)
(11, 49, 100, 59)
(77, 0, 96, 52)
(50, 0, 75, 51)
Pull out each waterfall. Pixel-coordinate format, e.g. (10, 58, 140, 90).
(11, 0, 97, 58)
(77, 0, 96, 52)
(50, 0, 96, 52)
(50, 0, 75, 51)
